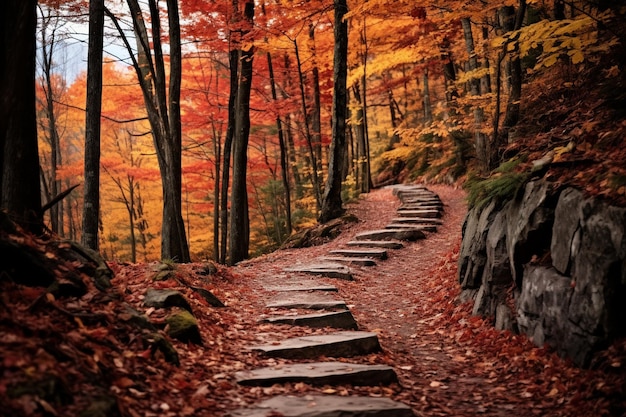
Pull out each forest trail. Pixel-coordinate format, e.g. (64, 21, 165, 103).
(4, 184, 622, 417)
(228, 185, 524, 416)
(228, 185, 624, 417)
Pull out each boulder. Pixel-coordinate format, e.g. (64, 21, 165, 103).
(550, 188, 584, 275)
(458, 200, 497, 289)
(166, 310, 202, 344)
(143, 289, 192, 313)
(505, 180, 557, 286)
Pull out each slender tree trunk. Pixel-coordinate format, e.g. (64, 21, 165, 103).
(282, 53, 303, 199)
(229, 0, 254, 265)
(267, 52, 292, 234)
(462, 17, 489, 173)
(352, 82, 368, 192)
(309, 23, 323, 170)
(502, 1, 526, 129)
(220, 48, 238, 264)
(117, 0, 190, 262)
(294, 40, 322, 211)
(212, 120, 221, 262)
(319, 0, 348, 223)
(359, 18, 372, 191)
(423, 69, 433, 123)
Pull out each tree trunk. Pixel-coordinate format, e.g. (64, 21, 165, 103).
(219, 48, 238, 264)
(38, 7, 63, 235)
(118, 0, 190, 262)
(319, 0, 348, 224)
(82, 0, 104, 249)
(309, 23, 323, 172)
(294, 39, 322, 211)
(229, 0, 254, 265)
(0, 0, 41, 234)
(502, 1, 526, 130)
(267, 52, 292, 234)
(461, 17, 489, 173)
(423, 69, 433, 123)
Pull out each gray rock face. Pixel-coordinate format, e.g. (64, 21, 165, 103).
(460, 179, 626, 366)
(472, 210, 512, 318)
(505, 180, 556, 286)
(228, 395, 415, 417)
(458, 200, 497, 290)
(550, 188, 584, 275)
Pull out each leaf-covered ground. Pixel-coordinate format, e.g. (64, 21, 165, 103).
(1, 185, 625, 417)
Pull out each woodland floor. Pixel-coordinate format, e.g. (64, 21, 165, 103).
(2, 185, 626, 417)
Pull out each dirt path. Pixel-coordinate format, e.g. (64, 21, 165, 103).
(232, 185, 624, 417)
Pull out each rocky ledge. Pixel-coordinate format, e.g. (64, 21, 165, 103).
(459, 179, 626, 367)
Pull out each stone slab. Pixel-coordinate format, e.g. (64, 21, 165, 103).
(266, 293, 348, 310)
(347, 240, 404, 249)
(260, 310, 358, 329)
(228, 395, 415, 417)
(329, 248, 388, 260)
(248, 331, 381, 359)
(398, 204, 443, 210)
(391, 217, 443, 225)
(397, 210, 441, 218)
(264, 282, 338, 292)
(355, 229, 425, 241)
(284, 263, 353, 280)
(385, 223, 438, 233)
(234, 362, 397, 387)
(320, 256, 377, 267)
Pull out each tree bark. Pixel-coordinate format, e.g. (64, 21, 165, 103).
(82, 0, 105, 250)
(0, 0, 42, 234)
(229, 0, 255, 265)
(319, 0, 348, 224)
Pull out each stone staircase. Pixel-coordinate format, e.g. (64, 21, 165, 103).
(227, 184, 444, 417)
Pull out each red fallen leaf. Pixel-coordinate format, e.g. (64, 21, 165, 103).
(114, 377, 135, 388)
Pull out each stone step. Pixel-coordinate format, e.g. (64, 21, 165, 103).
(248, 331, 381, 359)
(228, 395, 415, 417)
(397, 209, 441, 218)
(355, 229, 425, 242)
(264, 282, 338, 292)
(391, 217, 443, 225)
(320, 256, 377, 267)
(347, 240, 404, 249)
(403, 197, 441, 204)
(386, 223, 437, 233)
(398, 203, 443, 210)
(389, 184, 427, 194)
(328, 248, 388, 260)
(266, 293, 348, 310)
(234, 362, 397, 387)
(260, 310, 358, 329)
(284, 263, 353, 280)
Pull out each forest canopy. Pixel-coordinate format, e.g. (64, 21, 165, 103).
(27, 0, 626, 262)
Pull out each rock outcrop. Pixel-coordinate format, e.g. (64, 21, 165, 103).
(459, 179, 626, 366)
